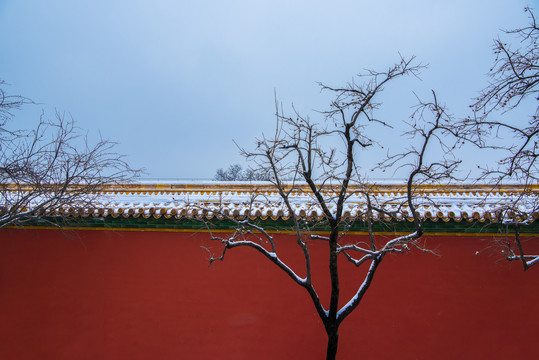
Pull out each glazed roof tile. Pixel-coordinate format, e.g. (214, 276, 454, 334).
(7, 182, 537, 223)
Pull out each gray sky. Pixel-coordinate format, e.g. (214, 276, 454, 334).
(0, 0, 535, 180)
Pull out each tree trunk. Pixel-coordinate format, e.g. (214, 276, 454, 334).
(326, 227, 340, 360)
(326, 327, 339, 360)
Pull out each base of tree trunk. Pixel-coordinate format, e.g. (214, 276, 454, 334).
(326, 330, 339, 360)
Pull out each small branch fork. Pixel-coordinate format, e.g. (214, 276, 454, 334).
(503, 222, 539, 271)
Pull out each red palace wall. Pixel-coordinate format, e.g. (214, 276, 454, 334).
(0, 228, 537, 359)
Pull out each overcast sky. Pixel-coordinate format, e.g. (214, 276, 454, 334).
(0, 0, 536, 180)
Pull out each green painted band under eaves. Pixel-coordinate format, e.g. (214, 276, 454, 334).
(17, 215, 539, 235)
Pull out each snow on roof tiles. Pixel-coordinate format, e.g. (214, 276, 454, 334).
(6, 183, 537, 223)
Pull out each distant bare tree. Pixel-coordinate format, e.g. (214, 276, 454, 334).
(466, 7, 539, 270)
(214, 164, 270, 181)
(201, 57, 460, 359)
(0, 81, 138, 229)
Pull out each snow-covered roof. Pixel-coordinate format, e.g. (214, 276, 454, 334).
(12, 182, 538, 223)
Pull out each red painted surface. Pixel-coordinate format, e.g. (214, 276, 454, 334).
(0, 228, 537, 359)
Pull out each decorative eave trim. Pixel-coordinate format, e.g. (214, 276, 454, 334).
(2, 182, 538, 224)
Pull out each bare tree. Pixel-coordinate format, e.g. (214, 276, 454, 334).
(0, 81, 138, 229)
(466, 7, 539, 270)
(214, 164, 271, 181)
(201, 57, 460, 359)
